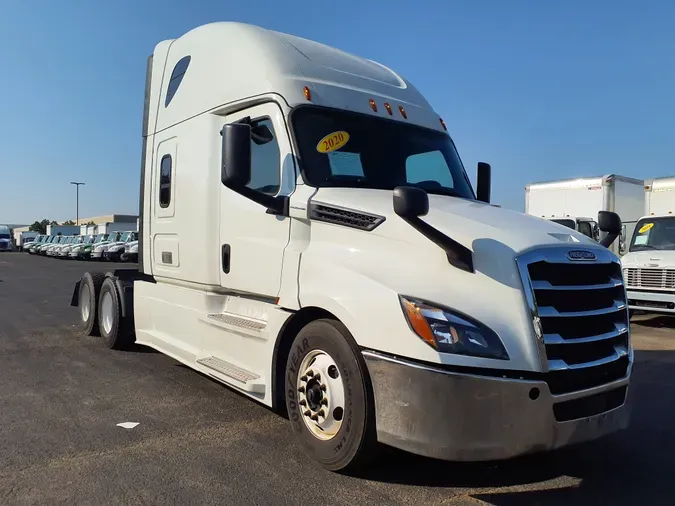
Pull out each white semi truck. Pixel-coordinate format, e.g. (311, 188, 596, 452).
(621, 176, 675, 315)
(71, 22, 632, 471)
(525, 175, 644, 256)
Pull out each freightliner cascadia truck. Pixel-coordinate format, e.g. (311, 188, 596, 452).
(71, 22, 632, 471)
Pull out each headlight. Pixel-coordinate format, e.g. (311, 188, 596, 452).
(399, 296, 508, 360)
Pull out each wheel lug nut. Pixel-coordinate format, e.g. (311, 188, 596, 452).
(314, 373, 321, 381)
(320, 399, 328, 406)
(307, 370, 314, 377)
(300, 375, 308, 381)
(303, 410, 311, 417)
(318, 410, 325, 417)
(310, 414, 319, 421)
(320, 384, 326, 391)
(299, 399, 306, 406)
(298, 386, 305, 393)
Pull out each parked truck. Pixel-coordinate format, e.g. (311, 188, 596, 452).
(525, 175, 644, 256)
(71, 22, 632, 471)
(621, 176, 675, 315)
(0, 225, 12, 251)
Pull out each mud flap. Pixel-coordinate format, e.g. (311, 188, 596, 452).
(70, 280, 81, 307)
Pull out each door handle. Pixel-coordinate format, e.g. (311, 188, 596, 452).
(222, 244, 231, 273)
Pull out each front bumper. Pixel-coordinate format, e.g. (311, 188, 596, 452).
(92, 250, 104, 259)
(627, 289, 675, 314)
(363, 351, 631, 462)
(102, 250, 121, 260)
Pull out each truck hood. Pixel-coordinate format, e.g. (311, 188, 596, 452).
(311, 188, 596, 254)
(621, 249, 675, 270)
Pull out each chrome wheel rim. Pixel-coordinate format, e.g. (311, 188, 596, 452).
(296, 349, 345, 440)
(80, 284, 91, 322)
(101, 291, 114, 334)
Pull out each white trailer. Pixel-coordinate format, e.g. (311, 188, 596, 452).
(621, 176, 675, 315)
(525, 175, 644, 256)
(71, 22, 633, 471)
(46, 225, 80, 236)
(96, 222, 136, 235)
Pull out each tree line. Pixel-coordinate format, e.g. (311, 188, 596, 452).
(28, 219, 96, 234)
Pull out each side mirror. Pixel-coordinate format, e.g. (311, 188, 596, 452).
(221, 123, 251, 188)
(477, 162, 491, 203)
(393, 186, 429, 218)
(598, 211, 622, 248)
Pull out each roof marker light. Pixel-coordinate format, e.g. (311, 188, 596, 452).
(369, 99, 377, 112)
(439, 118, 447, 131)
(398, 105, 407, 119)
(384, 102, 393, 115)
(303, 86, 311, 101)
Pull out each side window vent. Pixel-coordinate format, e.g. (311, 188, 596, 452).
(309, 203, 385, 231)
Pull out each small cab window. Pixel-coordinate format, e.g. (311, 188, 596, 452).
(165, 56, 191, 107)
(248, 118, 280, 195)
(159, 155, 172, 208)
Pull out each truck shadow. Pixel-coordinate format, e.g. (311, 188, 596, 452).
(357, 348, 675, 504)
(632, 315, 675, 329)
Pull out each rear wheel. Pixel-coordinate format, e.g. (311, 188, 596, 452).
(285, 319, 378, 472)
(98, 278, 134, 350)
(78, 272, 106, 336)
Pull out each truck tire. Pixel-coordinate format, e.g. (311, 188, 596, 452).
(78, 272, 106, 336)
(97, 277, 134, 350)
(285, 319, 378, 472)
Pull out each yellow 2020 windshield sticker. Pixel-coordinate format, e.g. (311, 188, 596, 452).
(639, 223, 654, 234)
(316, 131, 350, 153)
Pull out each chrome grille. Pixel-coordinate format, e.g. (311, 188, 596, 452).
(517, 247, 631, 395)
(623, 268, 675, 290)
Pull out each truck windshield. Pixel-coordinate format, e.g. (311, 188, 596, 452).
(94, 234, 107, 243)
(291, 106, 475, 199)
(550, 218, 576, 230)
(0, 233, 10, 240)
(120, 232, 131, 242)
(630, 217, 675, 251)
(108, 232, 121, 242)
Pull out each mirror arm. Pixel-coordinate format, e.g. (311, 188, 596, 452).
(230, 184, 288, 216)
(600, 232, 619, 248)
(403, 215, 474, 272)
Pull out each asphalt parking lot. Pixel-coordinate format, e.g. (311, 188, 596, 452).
(0, 252, 674, 505)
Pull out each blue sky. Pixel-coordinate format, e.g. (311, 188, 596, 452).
(0, 0, 673, 224)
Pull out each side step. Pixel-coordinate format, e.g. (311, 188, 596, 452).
(196, 356, 264, 394)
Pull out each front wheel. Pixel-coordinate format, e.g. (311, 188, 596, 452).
(285, 319, 378, 472)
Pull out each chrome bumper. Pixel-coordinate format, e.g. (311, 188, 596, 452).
(627, 289, 675, 313)
(363, 350, 632, 461)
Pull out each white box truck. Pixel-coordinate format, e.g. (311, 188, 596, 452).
(17, 231, 39, 251)
(525, 175, 644, 256)
(621, 176, 675, 315)
(70, 22, 633, 471)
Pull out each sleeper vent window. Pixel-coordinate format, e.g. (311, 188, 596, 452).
(165, 56, 191, 107)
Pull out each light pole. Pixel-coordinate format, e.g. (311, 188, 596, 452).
(70, 181, 85, 225)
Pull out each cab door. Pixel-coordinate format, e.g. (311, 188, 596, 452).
(218, 102, 295, 299)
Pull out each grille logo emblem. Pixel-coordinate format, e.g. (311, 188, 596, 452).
(567, 250, 597, 261)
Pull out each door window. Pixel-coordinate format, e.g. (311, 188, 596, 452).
(248, 118, 280, 196)
(577, 221, 593, 238)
